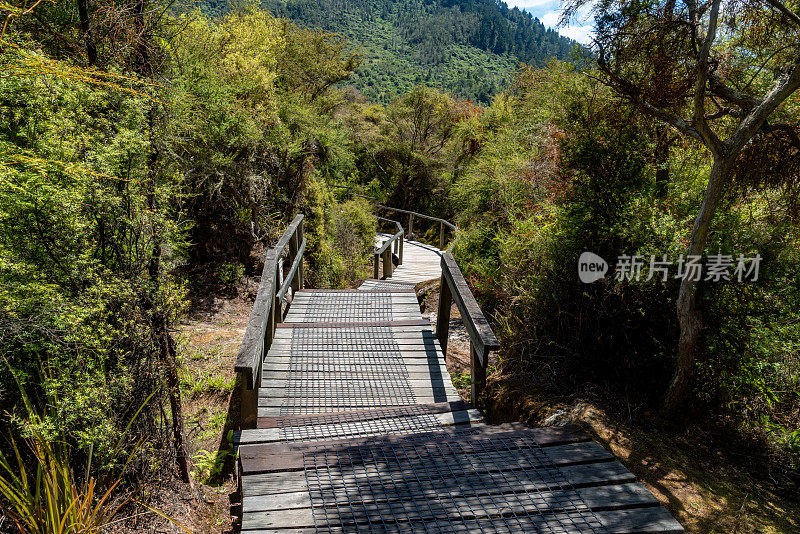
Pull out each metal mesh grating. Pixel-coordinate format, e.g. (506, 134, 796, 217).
(278, 406, 443, 442)
(303, 431, 603, 533)
(280, 326, 418, 415)
(300, 292, 393, 322)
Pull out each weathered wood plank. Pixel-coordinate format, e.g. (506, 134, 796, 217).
(239, 426, 593, 475)
(240, 454, 617, 500)
(259, 365, 451, 378)
(276, 319, 430, 328)
(253, 401, 471, 428)
(598, 507, 685, 533)
(237, 411, 484, 446)
(257, 385, 458, 400)
(256, 395, 462, 408)
(273, 329, 435, 338)
(239, 507, 685, 534)
(241, 482, 658, 517)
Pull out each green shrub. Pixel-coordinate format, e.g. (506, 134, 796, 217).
(217, 261, 244, 290)
(325, 198, 377, 288)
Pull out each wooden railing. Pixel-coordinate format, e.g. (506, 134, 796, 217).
(377, 204, 457, 251)
(234, 214, 305, 427)
(436, 252, 500, 403)
(331, 185, 458, 250)
(374, 216, 403, 279)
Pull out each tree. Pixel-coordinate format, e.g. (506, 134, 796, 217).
(570, 0, 800, 413)
(379, 86, 460, 211)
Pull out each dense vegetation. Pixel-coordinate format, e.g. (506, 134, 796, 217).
(234, 0, 581, 103)
(0, 0, 798, 530)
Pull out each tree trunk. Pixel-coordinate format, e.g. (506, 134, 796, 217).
(654, 126, 670, 197)
(663, 156, 734, 414)
(76, 0, 97, 66)
(146, 106, 192, 484)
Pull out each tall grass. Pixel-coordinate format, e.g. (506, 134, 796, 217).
(0, 431, 131, 534)
(0, 370, 164, 533)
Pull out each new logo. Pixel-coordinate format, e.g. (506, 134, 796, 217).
(578, 252, 608, 283)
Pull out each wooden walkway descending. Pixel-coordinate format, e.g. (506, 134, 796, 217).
(235, 236, 684, 533)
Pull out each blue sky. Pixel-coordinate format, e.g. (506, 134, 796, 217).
(504, 0, 595, 45)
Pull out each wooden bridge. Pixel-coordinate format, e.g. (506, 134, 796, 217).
(233, 212, 684, 533)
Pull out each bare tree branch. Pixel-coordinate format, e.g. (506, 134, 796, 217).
(692, 0, 723, 158)
(594, 41, 704, 142)
(728, 58, 800, 152)
(708, 73, 759, 112)
(765, 0, 800, 28)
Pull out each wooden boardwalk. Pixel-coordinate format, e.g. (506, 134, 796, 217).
(359, 235, 442, 290)
(234, 216, 683, 533)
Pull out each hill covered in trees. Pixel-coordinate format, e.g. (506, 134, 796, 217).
(198, 0, 581, 103)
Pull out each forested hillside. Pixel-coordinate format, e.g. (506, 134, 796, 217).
(199, 0, 580, 103)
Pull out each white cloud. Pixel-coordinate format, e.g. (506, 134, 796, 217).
(507, 0, 597, 46)
(541, 11, 562, 27)
(558, 24, 594, 45)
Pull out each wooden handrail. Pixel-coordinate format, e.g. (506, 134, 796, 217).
(331, 184, 457, 250)
(436, 252, 499, 403)
(235, 214, 304, 426)
(374, 217, 403, 279)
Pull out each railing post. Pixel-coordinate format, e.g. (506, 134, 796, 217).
(436, 274, 452, 358)
(439, 221, 445, 250)
(408, 213, 414, 238)
(293, 221, 304, 291)
(273, 263, 282, 325)
(383, 248, 392, 278)
(373, 253, 380, 279)
(289, 232, 300, 295)
(470, 342, 487, 404)
(399, 233, 403, 265)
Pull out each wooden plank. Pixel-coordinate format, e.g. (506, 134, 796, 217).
(257, 385, 458, 399)
(268, 335, 442, 347)
(260, 378, 455, 389)
(241, 482, 658, 516)
(241, 507, 681, 533)
(243, 424, 590, 457)
(269, 334, 439, 345)
(241, 440, 605, 477)
(288, 296, 413, 301)
(297, 288, 413, 296)
(597, 508, 684, 533)
(241, 440, 603, 497)
(259, 360, 449, 371)
(260, 354, 446, 364)
(239, 507, 685, 534)
(284, 312, 422, 319)
(238, 411, 484, 445)
(239, 426, 593, 474)
(277, 319, 428, 328)
(274, 325, 436, 333)
(257, 396, 462, 408)
(253, 401, 471, 428)
(259, 366, 452, 378)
